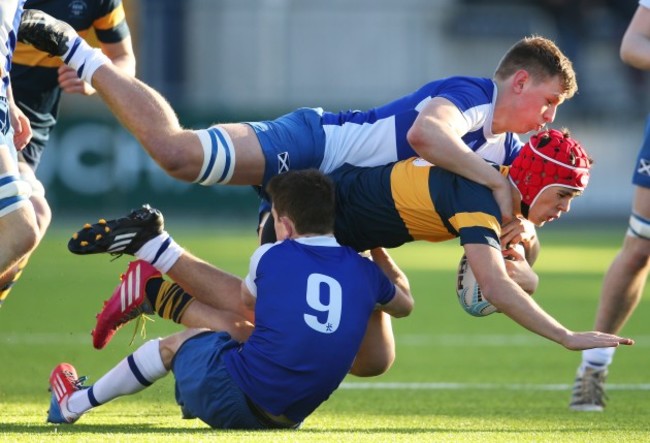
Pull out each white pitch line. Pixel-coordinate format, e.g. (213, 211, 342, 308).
(340, 382, 650, 391)
(1, 332, 649, 347)
(396, 334, 650, 347)
(0, 332, 102, 345)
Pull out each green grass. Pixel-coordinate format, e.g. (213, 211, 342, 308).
(1, 221, 649, 442)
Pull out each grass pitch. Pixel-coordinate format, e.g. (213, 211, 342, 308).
(0, 219, 648, 442)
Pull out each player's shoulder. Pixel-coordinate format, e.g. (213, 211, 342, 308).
(420, 75, 493, 94)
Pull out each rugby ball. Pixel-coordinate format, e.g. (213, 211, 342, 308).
(456, 244, 526, 317)
(456, 254, 498, 317)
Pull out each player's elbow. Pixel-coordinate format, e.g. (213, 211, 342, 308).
(397, 296, 414, 318)
(389, 289, 414, 318)
(139, 132, 195, 182)
(475, 277, 505, 305)
(406, 122, 427, 153)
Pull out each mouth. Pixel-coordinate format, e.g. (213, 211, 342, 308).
(547, 213, 561, 223)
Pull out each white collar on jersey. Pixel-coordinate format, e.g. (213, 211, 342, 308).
(293, 235, 340, 247)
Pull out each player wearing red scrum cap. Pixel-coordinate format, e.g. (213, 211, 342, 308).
(70, 129, 633, 371)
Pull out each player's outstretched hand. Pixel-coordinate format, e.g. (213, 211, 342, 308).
(563, 331, 635, 351)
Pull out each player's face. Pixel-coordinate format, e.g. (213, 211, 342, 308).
(528, 186, 580, 227)
(512, 74, 565, 134)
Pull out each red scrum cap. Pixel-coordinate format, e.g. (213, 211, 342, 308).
(508, 128, 591, 208)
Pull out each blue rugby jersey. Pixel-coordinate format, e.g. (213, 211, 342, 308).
(320, 76, 523, 172)
(224, 236, 396, 423)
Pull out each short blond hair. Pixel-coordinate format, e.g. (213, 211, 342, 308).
(494, 35, 577, 99)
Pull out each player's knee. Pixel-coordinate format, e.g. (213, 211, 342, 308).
(31, 193, 52, 237)
(20, 170, 51, 235)
(160, 328, 210, 368)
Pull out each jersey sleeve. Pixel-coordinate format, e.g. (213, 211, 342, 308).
(363, 258, 397, 306)
(244, 243, 275, 299)
(94, 0, 131, 43)
(458, 226, 501, 249)
(435, 77, 493, 134)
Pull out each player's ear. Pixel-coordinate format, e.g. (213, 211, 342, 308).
(512, 69, 529, 93)
(278, 215, 296, 239)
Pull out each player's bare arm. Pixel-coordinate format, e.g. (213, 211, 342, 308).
(6, 83, 31, 150)
(620, 5, 650, 69)
(100, 37, 136, 76)
(369, 247, 414, 318)
(463, 243, 634, 350)
(407, 97, 513, 222)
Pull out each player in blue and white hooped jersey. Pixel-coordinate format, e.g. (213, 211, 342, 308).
(0, 0, 39, 308)
(44, 169, 413, 428)
(19, 21, 576, 222)
(253, 75, 523, 181)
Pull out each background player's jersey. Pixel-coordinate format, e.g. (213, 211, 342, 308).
(331, 158, 505, 252)
(11, 0, 130, 167)
(320, 76, 523, 172)
(225, 236, 395, 423)
(0, 0, 23, 97)
(13, 0, 129, 70)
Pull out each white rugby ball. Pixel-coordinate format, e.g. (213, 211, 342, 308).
(456, 254, 498, 317)
(456, 244, 526, 317)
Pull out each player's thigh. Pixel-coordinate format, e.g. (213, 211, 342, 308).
(0, 140, 18, 175)
(18, 161, 50, 235)
(633, 185, 650, 220)
(219, 123, 265, 184)
(0, 146, 36, 235)
(625, 186, 650, 259)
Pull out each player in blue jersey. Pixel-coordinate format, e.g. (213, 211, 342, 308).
(569, 0, 650, 412)
(45, 169, 414, 428)
(0, 1, 40, 308)
(0, 0, 136, 308)
(69, 129, 634, 379)
(18, 11, 577, 223)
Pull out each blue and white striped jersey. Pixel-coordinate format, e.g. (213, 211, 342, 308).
(320, 76, 522, 172)
(0, 1, 23, 96)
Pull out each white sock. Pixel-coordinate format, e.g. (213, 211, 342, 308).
(134, 232, 184, 274)
(62, 36, 111, 84)
(579, 347, 616, 373)
(67, 339, 167, 414)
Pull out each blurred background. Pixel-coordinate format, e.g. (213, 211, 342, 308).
(42, 0, 647, 223)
